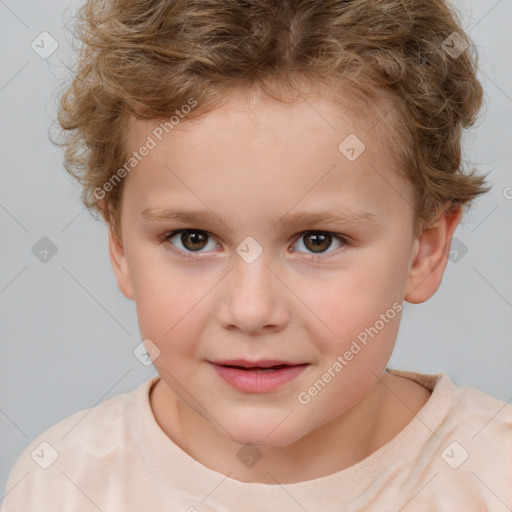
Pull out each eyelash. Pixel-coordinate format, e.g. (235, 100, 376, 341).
(161, 229, 350, 262)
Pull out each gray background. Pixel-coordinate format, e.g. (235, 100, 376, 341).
(1, 0, 511, 498)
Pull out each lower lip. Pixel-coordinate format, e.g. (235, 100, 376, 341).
(210, 363, 309, 393)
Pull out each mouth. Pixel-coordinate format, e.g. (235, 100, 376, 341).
(223, 365, 291, 372)
(212, 359, 306, 369)
(209, 360, 310, 392)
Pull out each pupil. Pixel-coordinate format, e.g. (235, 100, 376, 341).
(305, 232, 331, 253)
(182, 230, 207, 251)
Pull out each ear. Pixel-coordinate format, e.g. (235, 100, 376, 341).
(404, 204, 464, 304)
(108, 225, 135, 300)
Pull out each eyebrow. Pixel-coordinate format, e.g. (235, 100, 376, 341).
(141, 206, 378, 230)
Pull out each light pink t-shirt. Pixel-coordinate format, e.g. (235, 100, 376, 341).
(2, 369, 511, 511)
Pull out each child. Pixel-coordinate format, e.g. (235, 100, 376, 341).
(2, 0, 511, 510)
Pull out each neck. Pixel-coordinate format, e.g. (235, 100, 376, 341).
(150, 370, 430, 484)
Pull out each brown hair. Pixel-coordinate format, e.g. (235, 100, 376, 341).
(52, 0, 491, 241)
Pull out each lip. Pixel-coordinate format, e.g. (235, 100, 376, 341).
(212, 359, 304, 368)
(209, 361, 309, 393)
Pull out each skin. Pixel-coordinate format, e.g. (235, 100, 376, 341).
(108, 87, 462, 484)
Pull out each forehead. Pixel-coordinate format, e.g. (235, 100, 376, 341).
(125, 81, 400, 155)
(121, 88, 413, 228)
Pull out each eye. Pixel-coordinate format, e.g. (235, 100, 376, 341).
(164, 229, 218, 256)
(291, 231, 347, 257)
(162, 229, 348, 261)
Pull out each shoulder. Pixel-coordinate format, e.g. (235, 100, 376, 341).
(435, 380, 512, 507)
(399, 369, 512, 456)
(385, 370, 512, 508)
(440, 378, 512, 465)
(1, 377, 157, 512)
(389, 368, 512, 432)
(416, 373, 512, 506)
(441, 377, 512, 442)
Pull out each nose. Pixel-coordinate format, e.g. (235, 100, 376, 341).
(216, 252, 290, 335)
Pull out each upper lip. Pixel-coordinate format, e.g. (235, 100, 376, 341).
(211, 359, 307, 368)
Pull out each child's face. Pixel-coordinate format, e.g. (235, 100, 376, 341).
(111, 89, 424, 447)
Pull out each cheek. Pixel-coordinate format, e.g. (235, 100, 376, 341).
(295, 305, 402, 429)
(127, 247, 207, 346)
(298, 248, 407, 364)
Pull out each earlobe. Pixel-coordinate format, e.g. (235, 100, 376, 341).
(108, 227, 135, 300)
(404, 205, 464, 304)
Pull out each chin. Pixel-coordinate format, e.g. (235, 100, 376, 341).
(221, 415, 310, 448)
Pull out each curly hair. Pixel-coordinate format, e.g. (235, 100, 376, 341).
(52, 0, 491, 242)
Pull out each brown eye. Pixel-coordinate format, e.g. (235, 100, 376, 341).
(303, 232, 332, 253)
(166, 229, 217, 255)
(292, 231, 346, 256)
(180, 230, 209, 251)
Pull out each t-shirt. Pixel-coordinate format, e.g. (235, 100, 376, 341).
(2, 369, 511, 511)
